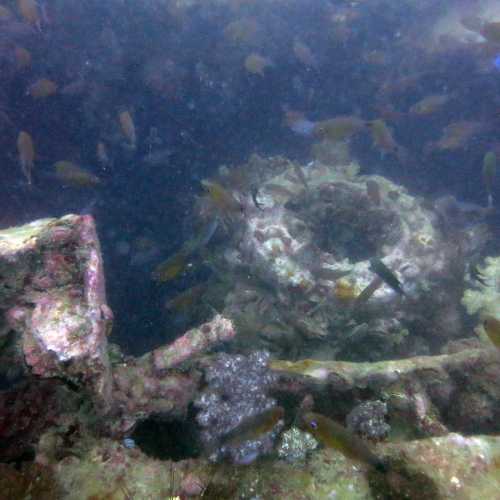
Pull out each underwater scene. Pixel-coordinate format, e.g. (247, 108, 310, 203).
(2, 0, 500, 498)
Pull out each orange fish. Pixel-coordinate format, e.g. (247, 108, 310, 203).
(313, 116, 366, 142)
(201, 179, 243, 219)
(164, 284, 205, 313)
(284, 110, 316, 136)
(244, 53, 272, 76)
(17, 131, 35, 185)
(0, 5, 13, 21)
(293, 39, 318, 69)
(118, 110, 136, 149)
(17, 0, 40, 29)
(27, 78, 57, 98)
(97, 141, 111, 168)
(409, 94, 452, 116)
(426, 121, 484, 153)
(54, 161, 101, 188)
(368, 119, 404, 157)
(224, 18, 259, 45)
(300, 411, 386, 470)
(14, 46, 31, 70)
(152, 251, 188, 283)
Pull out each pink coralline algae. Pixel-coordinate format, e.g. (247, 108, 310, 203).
(108, 357, 201, 436)
(0, 215, 238, 449)
(103, 314, 236, 436)
(0, 215, 242, 457)
(1, 215, 113, 414)
(151, 315, 236, 371)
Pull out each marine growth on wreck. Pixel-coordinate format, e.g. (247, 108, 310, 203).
(1, 0, 500, 498)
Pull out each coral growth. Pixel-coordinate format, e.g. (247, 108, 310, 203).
(195, 351, 282, 464)
(200, 155, 477, 360)
(276, 427, 317, 462)
(0, 216, 237, 444)
(462, 256, 500, 320)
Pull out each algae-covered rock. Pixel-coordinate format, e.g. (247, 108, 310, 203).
(0, 215, 113, 414)
(0, 215, 241, 449)
(14, 428, 500, 499)
(376, 433, 500, 500)
(213, 156, 473, 360)
(271, 348, 500, 436)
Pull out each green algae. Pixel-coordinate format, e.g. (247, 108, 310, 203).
(368, 457, 441, 500)
(4, 430, 499, 499)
